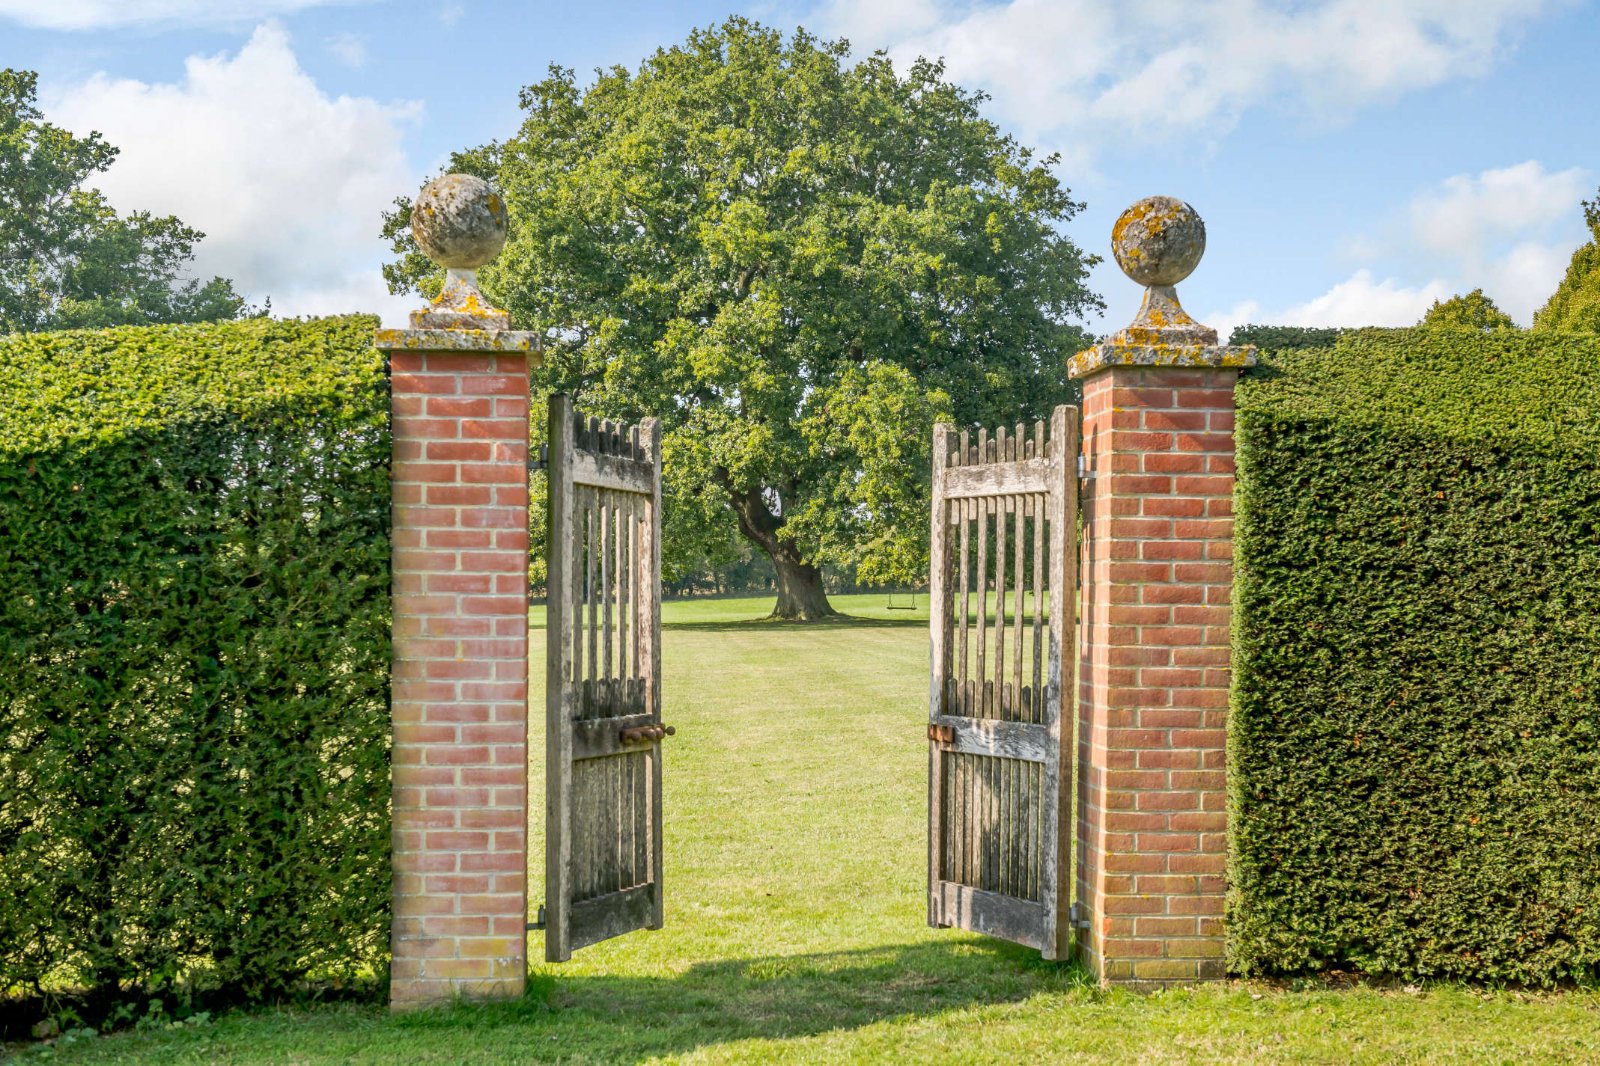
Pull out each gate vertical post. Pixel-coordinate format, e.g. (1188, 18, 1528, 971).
(1068, 198, 1255, 986)
(376, 175, 541, 1009)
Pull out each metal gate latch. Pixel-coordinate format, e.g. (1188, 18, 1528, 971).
(927, 723, 956, 745)
(620, 724, 675, 745)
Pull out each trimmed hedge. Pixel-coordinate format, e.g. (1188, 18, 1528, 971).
(0, 316, 391, 1006)
(1228, 324, 1345, 351)
(1229, 327, 1600, 984)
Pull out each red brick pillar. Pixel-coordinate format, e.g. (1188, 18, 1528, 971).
(378, 175, 542, 1008)
(1068, 197, 1255, 986)
(377, 331, 538, 1008)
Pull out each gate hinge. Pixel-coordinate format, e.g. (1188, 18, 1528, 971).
(1077, 455, 1091, 479)
(527, 444, 549, 473)
(527, 904, 547, 931)
(1069, 902, 1090, 930)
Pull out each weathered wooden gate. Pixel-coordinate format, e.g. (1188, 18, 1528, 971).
(543, 394, 667, 962)
(927, 406, 1078, 959)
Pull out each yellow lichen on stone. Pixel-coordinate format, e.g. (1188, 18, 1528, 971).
(1068, 341, 1258, 379)
(374, 327, 543, 356)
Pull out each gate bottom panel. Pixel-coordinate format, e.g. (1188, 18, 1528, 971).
(570, 883, 655, 951)
(932, 880, 1046, 951)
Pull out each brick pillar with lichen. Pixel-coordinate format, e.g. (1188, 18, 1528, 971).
(376, 174, 542, 1010)
(1069, 197, 1255, 987)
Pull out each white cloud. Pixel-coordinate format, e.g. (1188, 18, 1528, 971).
(439, 2, 464, 28)
(1411, 161, 1588, 261)
(47, 22, 421, 324)
(326, 31, 369, 69)
(0, 0, 354, 31)
(810, 0, 947, 46)
(1205, 270, 1452, 339)
(1401, 161, 1589, 319)
(1478, 240, 1576, 324)
(807, 0, 1557, 163)
(1205, 160, 1592, 332)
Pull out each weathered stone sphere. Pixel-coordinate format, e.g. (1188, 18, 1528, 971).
(1111, 196, 1206, 287)
(410, 174, 508, 270)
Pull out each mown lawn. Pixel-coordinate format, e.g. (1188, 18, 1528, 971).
(23, 594, 1600, 1064)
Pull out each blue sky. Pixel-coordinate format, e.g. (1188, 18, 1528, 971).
(6, 0, 1597, 336)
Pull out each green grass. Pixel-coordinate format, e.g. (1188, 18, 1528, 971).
(24, 593, 1600, 1064)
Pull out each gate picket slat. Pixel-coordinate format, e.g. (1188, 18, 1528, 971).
(601, 486, 612, 691)
(1001, 758, 1011, 898)
(572, 499, 584, 692)
(618, 491, 629, 686)
(1012, 433, 1025, 724)
(974, 429, 988, 720)
(586, 484, 598, 692)
(1032, 500, 1044, 726)
(994, 425, 1008, 723)
(957, 483, 970, 707)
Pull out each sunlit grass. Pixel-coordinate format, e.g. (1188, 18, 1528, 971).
(33, 593, 1600, 1064)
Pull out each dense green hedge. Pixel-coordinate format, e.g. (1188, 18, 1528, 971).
(1229, 327, 1600, 984)
(0, 316, 391, 1007)
(1228, 324, 1346, 351)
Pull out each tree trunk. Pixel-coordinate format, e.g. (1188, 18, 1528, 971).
(770, 554, 832, 620)
(725, 483, 837, 621)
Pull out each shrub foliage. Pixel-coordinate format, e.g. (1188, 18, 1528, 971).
(1227, 324, 1345, 351)
(1229, 327, 1600, 984)
(1533, 186, 1600, 333)
(0, 316, 391, 1004)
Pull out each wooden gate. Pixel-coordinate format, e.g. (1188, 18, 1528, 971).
(927, 406, 1078, 959)
(543, 394, 666, 962)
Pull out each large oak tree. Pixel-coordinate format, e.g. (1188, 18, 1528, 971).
(384, 20, 1100, 618)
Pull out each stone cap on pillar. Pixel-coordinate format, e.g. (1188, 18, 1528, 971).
(1068, 196, 1255, 378)
(374, 173, 541, 358)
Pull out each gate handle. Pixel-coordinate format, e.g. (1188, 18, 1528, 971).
(620, 724, 675, 745)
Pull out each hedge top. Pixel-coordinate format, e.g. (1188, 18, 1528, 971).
(1237, 326, 1600, 453)
(0, 315, 382, 457)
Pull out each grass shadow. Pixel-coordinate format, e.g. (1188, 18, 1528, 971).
(663, 613, 928, 632)
(401, 940, 1089, 1063)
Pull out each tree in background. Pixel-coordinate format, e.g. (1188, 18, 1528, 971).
(1534, 187, 1600, 333)
(1418, 288, 1517, 331)
(0, 69, 249, 335)
(385, 19, 1100, 619)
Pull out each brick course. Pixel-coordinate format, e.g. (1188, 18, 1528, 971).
(1075, 365, 1240, 986)
(389, 348, 530, 1008)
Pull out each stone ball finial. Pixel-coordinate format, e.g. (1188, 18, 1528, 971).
(410, 174, 508, 270)
(1111, 196, 1206, 288)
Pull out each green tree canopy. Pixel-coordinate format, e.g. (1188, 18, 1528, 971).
(1533, 188, 1600, 333)
(1418, 288, 1516, 331)
(0, 69, 249, 335)
(386, 20, 1100, 619)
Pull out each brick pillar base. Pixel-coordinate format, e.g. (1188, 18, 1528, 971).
(1073, 364, 1244, 986)
(381, 332, 537, 1008)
